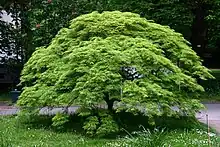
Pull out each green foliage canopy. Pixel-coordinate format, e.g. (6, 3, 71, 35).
(18, 11, 213, 136)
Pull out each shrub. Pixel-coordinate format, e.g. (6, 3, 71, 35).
(18, 11, 213, 136)
(200, 69, 220, 97)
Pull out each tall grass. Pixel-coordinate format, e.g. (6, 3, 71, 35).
(105, 128, 220, 147)
(0, 133, 13, 147)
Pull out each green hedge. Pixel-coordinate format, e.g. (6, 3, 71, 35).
(200, 69, 220, 97)
(209, 69, 220, 77)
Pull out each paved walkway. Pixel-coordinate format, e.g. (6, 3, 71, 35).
(0, 102, 219, 133)
(196, 103, 220, 134)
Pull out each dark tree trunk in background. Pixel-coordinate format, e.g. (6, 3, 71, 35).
(191, 4, 208, 59)
(20, 1, 33, 63)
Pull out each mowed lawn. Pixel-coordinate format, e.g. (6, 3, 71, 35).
(0, 116, 110, 147)
(0, 116, 220, 147)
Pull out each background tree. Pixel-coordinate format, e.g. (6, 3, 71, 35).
(28, 0, 194, 48)
(0, 1, 24, 87)
(206, 0, 220, 66)
(18, 11, 213, 136)
(2, 0, 220, 68)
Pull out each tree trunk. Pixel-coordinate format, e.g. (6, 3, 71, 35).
(107, 100, 114, 111)
(20, 2, 33, 63)
(190, 4, 208, 59)
(103, 93, 115, 111)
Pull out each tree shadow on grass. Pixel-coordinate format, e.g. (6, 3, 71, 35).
(15, 112, 204, 138)
(15, 114, 86, 135)
(114, 112, 202, 135)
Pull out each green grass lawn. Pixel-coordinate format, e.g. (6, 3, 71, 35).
(0, 116, 219, 147)
(0, 116, 110, 147)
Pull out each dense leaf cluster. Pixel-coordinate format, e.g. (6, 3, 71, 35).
(18, 11, 212, 136)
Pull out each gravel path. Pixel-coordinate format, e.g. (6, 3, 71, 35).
(0, 106, 80, 115)
(196, 104, 220, 134)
